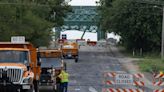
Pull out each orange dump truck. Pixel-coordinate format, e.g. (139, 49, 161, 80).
(62, 42, 79, 62)
(0, 42, 41, 92)
(37, 49, 66, 91)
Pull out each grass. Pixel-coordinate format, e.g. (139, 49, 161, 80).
(137, 59, 164, 73)
(117, 46, 164, 73)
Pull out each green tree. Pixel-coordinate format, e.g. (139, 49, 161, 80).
(99, 0, 162, 53)
(0, 0, 71, 47)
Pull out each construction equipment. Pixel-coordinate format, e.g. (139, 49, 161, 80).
(37, 49, 66, 91)
(0, 37, 41, 92)
(62, 41, 79, 62)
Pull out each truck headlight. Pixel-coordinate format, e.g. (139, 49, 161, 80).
(23, 77, 33, 84)
(22, 71, 34, 84)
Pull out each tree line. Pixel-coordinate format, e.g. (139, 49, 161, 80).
(98, 0, 164, 54)
(0, 0, 71, 47)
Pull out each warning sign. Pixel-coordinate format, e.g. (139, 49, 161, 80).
(115, 74, 133, 85)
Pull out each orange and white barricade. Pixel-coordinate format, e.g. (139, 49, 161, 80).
(102, 88, 144, 92)
(87, 41, 97, 46)
(153, 73, 164, 92)
(102, 72, 145, 92)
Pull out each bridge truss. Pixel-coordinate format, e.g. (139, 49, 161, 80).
(55, 6, 105, 40)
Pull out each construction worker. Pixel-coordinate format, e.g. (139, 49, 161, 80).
(58, 70, 69, 92)
(160, 71, 164, 75)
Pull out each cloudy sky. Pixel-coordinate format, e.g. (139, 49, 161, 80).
(68, 0, 99, 6)
(60, 0, 120, 41)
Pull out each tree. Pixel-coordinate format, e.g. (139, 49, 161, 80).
(0, 0, 71, 47)
(99, 0, 163, 53)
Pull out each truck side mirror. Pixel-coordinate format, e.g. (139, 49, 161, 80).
(37, 59, 41, 66)
(27, 65, 31, 71)
(37, 53, 41, 66)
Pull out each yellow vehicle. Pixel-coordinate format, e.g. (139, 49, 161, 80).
(0, 41, 41, 92)
(37, 49, 66, 91)
(62, 42, 79, 62)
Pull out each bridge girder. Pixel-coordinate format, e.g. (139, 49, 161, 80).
(61, 6, 105, 40)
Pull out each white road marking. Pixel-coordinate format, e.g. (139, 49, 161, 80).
(75, 88, 81, 91)
(89, 87, 98, 92)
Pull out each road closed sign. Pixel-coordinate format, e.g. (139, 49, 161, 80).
(115, 74, 133, 85)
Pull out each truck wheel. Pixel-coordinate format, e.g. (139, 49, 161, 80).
(75, 57, 78, 63)
(52, 85, 56, 92)
(56, 83, 60, 92)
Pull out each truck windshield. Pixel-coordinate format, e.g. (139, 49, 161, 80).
(0, 50, 29, 63)
(40, 58, 62, 68)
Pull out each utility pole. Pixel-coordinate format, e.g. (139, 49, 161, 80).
(161, 6, 164, 59)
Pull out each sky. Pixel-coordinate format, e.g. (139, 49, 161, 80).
(60, 0, 120, 41)
(68, 0, 99, 6)
(61, 31, 120, 41)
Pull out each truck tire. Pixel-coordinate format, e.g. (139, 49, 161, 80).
(52, 85, 56, 92)
(56, 83, 60, 92)
(75, 56, 78, 63)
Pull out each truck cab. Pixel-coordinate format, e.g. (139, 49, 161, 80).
(37, 49, 66, 91)
(0, 42, 41, 92)
(62, 41, 79, 62)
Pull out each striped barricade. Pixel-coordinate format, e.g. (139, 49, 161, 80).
(133, 81, 144, 86)
(153, 89, 164, 92)
(133, 73, 144, 79)
(103, 72, 145, 92)
(104, 72, 116, 78)
(104, 80, 144, 86)
(102, 88, 144, 92)
(154, 73, 164, 78)
(104, 72, 144, 78)
(87, 41, 97, 46)
(153, 73, 164, 92)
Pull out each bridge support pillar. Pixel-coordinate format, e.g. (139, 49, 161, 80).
(97, 29, 106, 40)
(55, 27, 61, 40)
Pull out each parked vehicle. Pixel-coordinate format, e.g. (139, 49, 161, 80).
(37, 49, 66, 91)
(0, 37, 41, 92)
(62, 42, 79, 62)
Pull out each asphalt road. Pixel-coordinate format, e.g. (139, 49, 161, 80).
(66, 46, 127, 92)
(40, 45, 150, 92)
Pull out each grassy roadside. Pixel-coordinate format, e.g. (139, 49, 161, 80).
(117, 46, 164, 73)
(137, 59, 164, 73)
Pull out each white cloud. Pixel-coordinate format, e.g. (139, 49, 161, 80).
(60, 30, 120, 41)
(69, 0, 99, 6)
(61, 30, 97, 41)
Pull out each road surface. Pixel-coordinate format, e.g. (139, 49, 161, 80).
(40, 45, 151, 92)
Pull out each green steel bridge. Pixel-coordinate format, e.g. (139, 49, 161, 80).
(55, 6, 105, 40)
